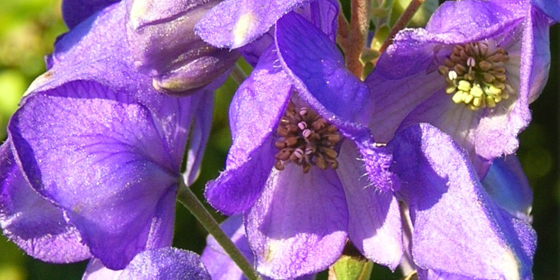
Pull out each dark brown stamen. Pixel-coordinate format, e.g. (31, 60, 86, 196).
(274, 101, 342, 173)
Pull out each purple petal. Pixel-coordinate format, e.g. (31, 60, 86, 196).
(531, 0, 560, 22)
(295, 0, 339, 41)
(336, 141, 403, 269)
(417, 269, 473, 280)
(62, 0, 119, 29)
(9, 82, 179, 269)
(0, 140, 90, 263)
(425, 0, 526, 42)
(391, 124, 536, 279)
(184, 92, 215, 186)
(195, 0, 307, 48)
(205, 46, 292, 215)
(118, 248, 211, 280)
(276, 12, 373, 130)
(83, 258, 123, 280)
(245, 166, 348, 279)
(482, 156, 533, 222)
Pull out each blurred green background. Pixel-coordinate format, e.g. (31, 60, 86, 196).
(0, 1, 558, 279)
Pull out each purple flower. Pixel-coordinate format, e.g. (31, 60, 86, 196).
(366, 0, 551, 174)
(83, 247, 211, 280)
(531, 0, 560, 22)
(1, 1, 215, 270)
(125, 0, 240, 95)
(390, 124, 536, 279)
(205, 4, 402, 279)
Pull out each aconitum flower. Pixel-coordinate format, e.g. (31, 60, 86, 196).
(84, 247, 211, 280)
(270, 5, 537, 280)
(1, 1, 216, 270)
(205, 4, 403, 279)
(390, 124, 536, 279)
(367, 0, 551, 173)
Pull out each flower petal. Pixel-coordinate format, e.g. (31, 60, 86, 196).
(276, 12, 373, 130)
(62, 0, 119, 29)
(0, 140, 90, 263)
(205, 46, 292, 215)
(83, 258, 122, 280)
(531, 0, 560, 22)
(9, 82, 179, 269)
(391, 124, 536, 280)
(246, 166, 348, 279)
(118, 248, 211, 280)
(336, 141, 403, 269)
(195, 0, 307, 48)
(482, 156, 533, 222)
(184, 92, 215, 186)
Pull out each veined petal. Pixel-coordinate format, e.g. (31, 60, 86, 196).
(246, 166, 348, 279)
(9, 82, 179, 270)
(336, 141, 403, 269)
(118, 248, 211, 280)
(0, 140, 90, 263)
(205, 46, 292, 215)
(391, 124, 536, 280)
(62, 0, 119, 29)
(482, 156, 533, 222)
(34, 2, 204, 168)
(195, 0, 307, 48)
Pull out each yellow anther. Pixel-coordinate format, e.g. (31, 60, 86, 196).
(457, 80, 471, 92)
(470, 84, 483, 97)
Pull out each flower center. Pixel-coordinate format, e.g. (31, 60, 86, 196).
(438, 41, 513, 110)
(274, 101, 341, 173)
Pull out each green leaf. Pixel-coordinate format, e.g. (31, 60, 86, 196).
(328, 255, 373, 280)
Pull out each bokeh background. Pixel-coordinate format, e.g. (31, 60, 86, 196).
(0, 0, 557, 279)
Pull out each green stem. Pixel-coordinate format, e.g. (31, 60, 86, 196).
(177, 185, 261, 280)
(378, 0, 425, 54)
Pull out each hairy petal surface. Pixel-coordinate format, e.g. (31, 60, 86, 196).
(246, 166, 348, 279)
(118, 248, 211, 280)
(391, 124, 536, 280)
(0, 140, 90, 263)
(336, 141, 403, 269)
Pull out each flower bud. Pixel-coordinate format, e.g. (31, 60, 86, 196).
(126, 0, 240, 95)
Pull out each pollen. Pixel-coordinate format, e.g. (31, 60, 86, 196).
(438, 41, 513, 111)
(274, 100, 342, 173)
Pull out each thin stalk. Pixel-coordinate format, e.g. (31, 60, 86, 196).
(347, 0, 370, 78)
(378, 0, 425, 54)
(177, 185, 260, 280)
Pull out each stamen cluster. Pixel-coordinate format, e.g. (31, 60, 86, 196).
(438, 41, 513, 110)
(274, 101, 342, 173)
